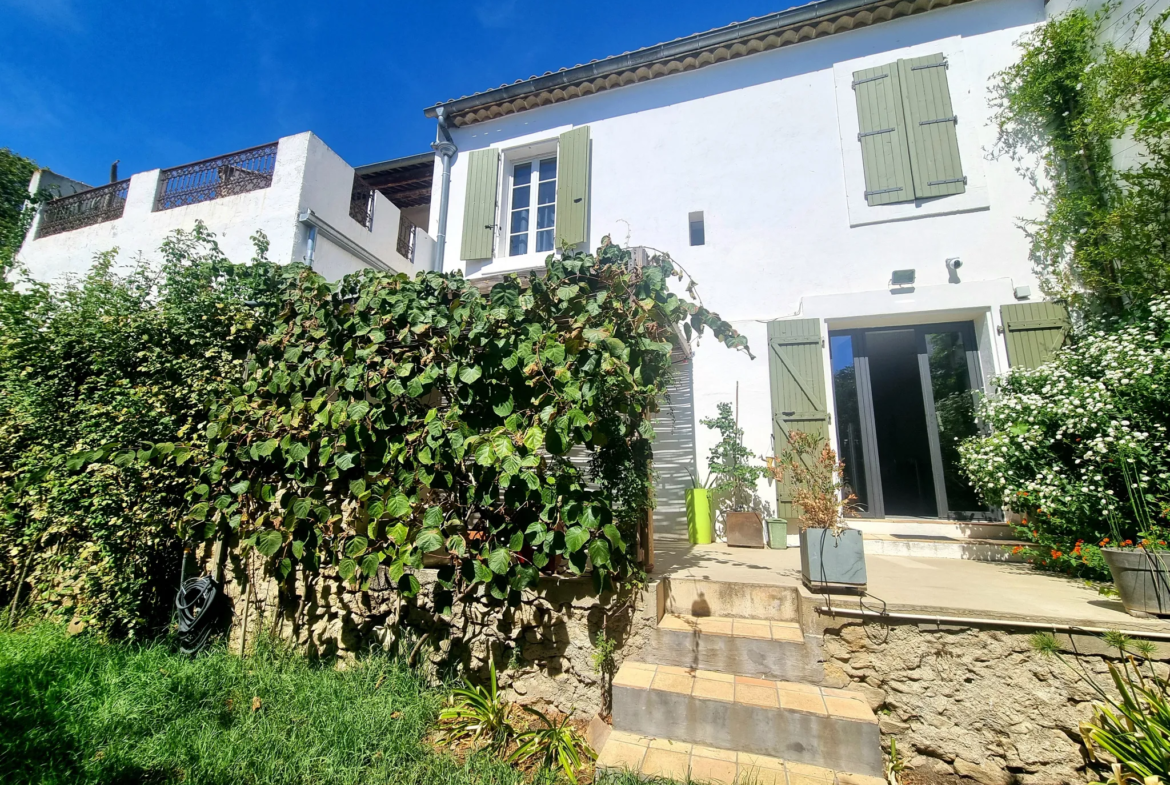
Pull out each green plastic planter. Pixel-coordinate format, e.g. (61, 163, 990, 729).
(686, 488, 714, 545)
(767, 518, 788, 550)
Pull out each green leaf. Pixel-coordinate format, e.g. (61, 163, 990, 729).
(488, 547, 511, 575)
(256, 439, 279, 458)
(350, 478, 367, 497)
(423, 506, 444, 528)
(386, 493, 411, 518)
(347, 400, 370, 421)
(338, 558, 358, 582)
(334, 452, 359, 471)
(545, 427, 568, 456)
(446, 535, 467, 557)
(291, 540, 305, 559)
(345, 536, 369, 558)
(416, 529, 444, 553)
(229, 480, 251, 496)
(565, 526, 589, 553)
(256, 529, 283, 558)
(286, 442, 311, 463)
(459, 366, 482, 384)
(473, 560, 494, 583)
(360, 553, 381, 577)
(588, 538, 611, 567)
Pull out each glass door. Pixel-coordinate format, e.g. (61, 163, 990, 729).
(829, 322, 993, 520)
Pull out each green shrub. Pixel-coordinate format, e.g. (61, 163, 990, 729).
(959, 296, 1170, 577)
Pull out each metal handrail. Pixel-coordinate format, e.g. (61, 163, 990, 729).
(36, 180, 131, 238)
(154, 141, 278, 211)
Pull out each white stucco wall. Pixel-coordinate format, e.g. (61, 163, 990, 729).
(17, 132, 416, 283)
(431, 0, 1048, 514)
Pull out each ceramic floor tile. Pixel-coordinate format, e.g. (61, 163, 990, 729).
(779, 688, 828, 715)
(696, 616, 735, 635)
(658, 614, 692, 632)
(776, 680, 822, 695)
(824, 696, 876, 722)
(596, 740, 648, 771)
(837, 773, 888, 785)
(692, 744, 739, 763)
(652, 671, 694, 695)
(736, 683, 780, 708)
(771, 625, 805, 643)
(658, 664, 696, 676)
(692, 678, 735, 702)
(642, 748, 690, 779)
(614, 665, 655, 689)
(648, 738, 692, 753)
(737, 765, 785, 785)
(695, 668, 736, 683)
(787, 761, 836, 781)
(605, 731, 650, 747)
(690, 755, 738, 785)
(622, 660, 658, 672)
(733, 619, 773, 639)
(738, 752, 787, 771)
(735, 675, 776, 688)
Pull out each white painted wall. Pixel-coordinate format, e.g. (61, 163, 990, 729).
(17, 132, 421, 283)
(432, 0, 1049, 518)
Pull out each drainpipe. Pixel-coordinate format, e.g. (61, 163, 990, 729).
(431, 106, 457, 273)
(304, 225, 318, 268)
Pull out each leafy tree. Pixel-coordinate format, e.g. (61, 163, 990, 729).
(700, 402, 765, 514)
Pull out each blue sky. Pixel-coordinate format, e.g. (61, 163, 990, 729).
(1, 0, 803, 186)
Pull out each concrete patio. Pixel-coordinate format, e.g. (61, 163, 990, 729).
(651, 539, 1170, 634)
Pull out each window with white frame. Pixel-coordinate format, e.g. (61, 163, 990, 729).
(507, 156, 557, 256)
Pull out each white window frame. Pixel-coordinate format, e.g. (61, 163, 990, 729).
(496, 139, 559, 266)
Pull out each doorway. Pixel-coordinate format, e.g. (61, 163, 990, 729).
(828, 322, 992, 520)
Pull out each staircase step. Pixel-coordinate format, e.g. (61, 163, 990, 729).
(651, 614, 824, 682)
(597, 731, 887, 785)
(612, 662, 882, 776)
(849, 518, 1016, 540)
(861, 534, 1025, 562)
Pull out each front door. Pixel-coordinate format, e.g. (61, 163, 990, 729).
(828, 322, 991, 520)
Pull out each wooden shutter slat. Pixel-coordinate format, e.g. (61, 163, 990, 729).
(1001, 302, 1070, 369)
(460, 148, 500, 261)
(853, 62, 914, 206)
(555, 126, 590, 248)
(768, 319, 830, 521)
(898, 54, 965, 200)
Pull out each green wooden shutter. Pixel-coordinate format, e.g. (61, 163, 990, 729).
(460, 148, 500, 261)
(767, 319, 830, 521)
(1001, 302, 1070, 369)
(853, 62, 914, 206)
(898, 53, 965, 199)
(555, 126, 590, 248)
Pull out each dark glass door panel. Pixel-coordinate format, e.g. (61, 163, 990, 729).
(923, 329, 987, 518)
(829, 335, 869, 513)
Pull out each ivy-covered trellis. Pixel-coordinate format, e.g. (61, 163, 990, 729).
(174, 240, 747, 602)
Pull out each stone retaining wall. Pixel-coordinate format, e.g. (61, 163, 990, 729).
(819, 620, 1164, 785)
(206, 544, 658, 719)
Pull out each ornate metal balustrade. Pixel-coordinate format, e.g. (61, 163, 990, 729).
(154, 142, 277, 211)
(397, 215, 416, 260)
(349, 174, 374, 230)
(36, 179, 131, 239)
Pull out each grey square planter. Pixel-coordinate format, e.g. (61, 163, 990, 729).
(800, 528, 866, 592)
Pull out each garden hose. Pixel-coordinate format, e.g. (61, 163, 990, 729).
(175, 574, 220, 656)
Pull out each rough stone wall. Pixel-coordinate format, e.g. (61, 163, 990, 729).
(819, 621, 1156, 785)
(207, 546, 657, 719)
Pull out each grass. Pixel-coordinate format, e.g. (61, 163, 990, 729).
(0, 624, 638, 785)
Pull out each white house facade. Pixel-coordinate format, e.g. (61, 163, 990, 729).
(17, 132, 434, 283)
(421, 0, 1059, 540)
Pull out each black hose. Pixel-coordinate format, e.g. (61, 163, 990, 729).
(175, 575, 220, 656)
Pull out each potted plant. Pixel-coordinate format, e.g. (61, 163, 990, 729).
(685, 469, 716, 545)
(701, 402, 767, 548)
(1100, 455, 1170, 617)
(768, 431, 863, 591)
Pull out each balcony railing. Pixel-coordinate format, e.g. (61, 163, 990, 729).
(154, 142, 277, 211)
(349, 174, 374, 230)
(36, 179, 131, 239)
(397, 215, 416, 261)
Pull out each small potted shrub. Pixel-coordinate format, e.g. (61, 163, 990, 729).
(701, 402, 767, 548)
(768, 431, 863, 591)
(1100, 458, 1170, 617)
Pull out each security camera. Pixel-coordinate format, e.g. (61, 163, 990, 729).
(945, 257, 962, 272)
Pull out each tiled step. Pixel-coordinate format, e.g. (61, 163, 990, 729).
(650, 613, 824, 683)
(861, 534, 1025, 562)
(596, 731, 887, 785)
(848, 518, 1016, 541)
(663, 578, 802, 622)
(611, 661, 882, 776)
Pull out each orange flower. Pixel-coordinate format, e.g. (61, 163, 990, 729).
(1012, 546, 1024, 555)
(1122, 540, 1134, 547)
(1051, 550, 1063, 559)
(1101, 538, 1111, 546)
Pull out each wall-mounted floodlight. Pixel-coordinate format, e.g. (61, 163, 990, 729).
(890, 269, 916, 287)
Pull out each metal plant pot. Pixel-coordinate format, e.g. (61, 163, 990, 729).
(686, 488, 714, 545)
(800, 528, 867, 592)
(1102, 548, 1170, 617)
(725, 511, 765, 548)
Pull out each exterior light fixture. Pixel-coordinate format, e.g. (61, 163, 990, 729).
(890, 269, 916, 287)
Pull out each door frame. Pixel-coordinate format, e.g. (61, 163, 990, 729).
(830, 321, 985, 520)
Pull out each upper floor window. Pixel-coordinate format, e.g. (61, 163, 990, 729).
(508, 156, 557, 256)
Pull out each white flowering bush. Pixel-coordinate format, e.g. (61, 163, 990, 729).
(960, 296, 1170, 577)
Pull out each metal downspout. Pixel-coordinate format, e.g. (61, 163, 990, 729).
(431, 107, 457, 273)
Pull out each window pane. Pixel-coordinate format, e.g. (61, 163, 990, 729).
(513, 162, 532, 184)
(829, 334, 868, 513)
(539, 158, 556, 181)
(537, 204, 555, 230)
(925, 330, 985, 517)
(510, 209, 529, 233)
(510, 233, 528, 256)
(538, 180, 556, 205)
(536, 229, 554, 252)
(511, 184, 530, 210)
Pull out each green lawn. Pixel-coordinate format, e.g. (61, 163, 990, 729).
(0, 625, 655, 785)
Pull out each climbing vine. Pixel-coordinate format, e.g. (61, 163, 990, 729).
(991, 5, 1170, 318)
(167, 239, 747, 603)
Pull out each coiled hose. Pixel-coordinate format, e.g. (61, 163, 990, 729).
(175, 575, 220, 656)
